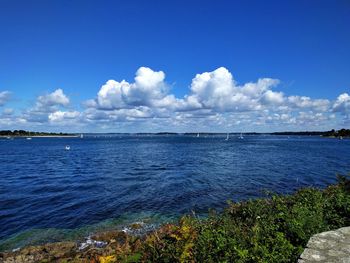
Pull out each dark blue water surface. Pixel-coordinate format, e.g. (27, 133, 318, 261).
(0, 135, 349, 250)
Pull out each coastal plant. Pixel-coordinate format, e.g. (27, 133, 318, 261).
(136, 174, 350, 262)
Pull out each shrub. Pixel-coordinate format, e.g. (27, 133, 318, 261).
(135, 174, 350, 262)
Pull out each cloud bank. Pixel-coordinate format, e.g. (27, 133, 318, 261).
(1, 67, 349, 132)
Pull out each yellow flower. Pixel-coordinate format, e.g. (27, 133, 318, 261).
(99, 255, 117, 263)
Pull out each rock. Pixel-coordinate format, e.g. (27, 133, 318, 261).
(300, 248, 326, 261)
(0, 229, 138, 262)
(130, 223, 143, 230)
(0, 242, 77, 263)
(91, 230, 126, 243)
(299, 226, 350, 262)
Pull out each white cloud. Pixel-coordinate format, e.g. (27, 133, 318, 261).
(97, 80, 128, 109)
(37, 89, 69, 107)
(23, 89, 71, 123)
(184, 68, 281, 112)
(49, 110, 80, 122)
(241, 78, 280, 98)
(332, 93, 350, 123)
(124, 67, 167, 105)
(95, 67, 169, 110)
(260, 90, 284, 105)
(333, 93, 350, 113)
(84, 106, 155, 122)
(78, 67, 349, 131)
(2, 67, 349, 131)
(0, 91, 11, 106)
(287, 96, 330, 112)
(89, 67, 285, 116)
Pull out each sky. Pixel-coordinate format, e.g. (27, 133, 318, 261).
(0, 0, 349, 132)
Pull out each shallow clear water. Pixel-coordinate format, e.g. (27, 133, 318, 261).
(0, 135, 349, 250)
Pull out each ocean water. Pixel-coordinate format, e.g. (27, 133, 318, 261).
(0, 135, 349, 250)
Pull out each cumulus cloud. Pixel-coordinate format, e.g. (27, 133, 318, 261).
(287, 96, 330, 112)
(37, 89, 69, 108)
(333, 93, 350, 113)
(182, 68, 282, 112)
(23, 89, 71, 123)
(2, 67, 349, 131)
(49, 110, 80, 122)
(77, 66, 349, 131)
(0, 91, 11, 106)
(260, 90, 285, 105)
(332, 93, 350, 123)
(88, 67, 287, 116)
(94, 67, 169, 110)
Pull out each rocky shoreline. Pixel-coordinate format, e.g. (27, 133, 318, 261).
(0, 229, 141, 263)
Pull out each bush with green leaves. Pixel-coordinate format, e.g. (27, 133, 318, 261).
(134, 175, 350, 262)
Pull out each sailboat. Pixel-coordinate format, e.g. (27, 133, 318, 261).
(225, 133, 229, 141)
(80, 134, 84, 139)
(197, 133, 199, 138)
(238, 133, 244, 139)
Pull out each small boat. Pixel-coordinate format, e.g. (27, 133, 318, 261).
(26, 137, 32, 140)
(80, 134, 84, 139)
(197, 133, 199, 138)
(238, 133, 244, 139)
(65, 145, 70, 150)
(225, 133, 229, 141)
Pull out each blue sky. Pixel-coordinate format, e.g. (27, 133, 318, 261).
(0, 0, 349, 132)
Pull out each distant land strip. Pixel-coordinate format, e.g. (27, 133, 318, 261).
(0, 129, 349, 137)
(0, 130, 76, 137)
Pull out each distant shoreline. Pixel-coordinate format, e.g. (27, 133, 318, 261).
(0, 135, 79, 138)
(1, 128, 349, 138)
(1, 134, 349, 138)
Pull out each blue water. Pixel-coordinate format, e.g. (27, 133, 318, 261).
(0, 135, 349, 250)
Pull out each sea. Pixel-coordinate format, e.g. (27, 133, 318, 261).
(0, 134, 349, 251)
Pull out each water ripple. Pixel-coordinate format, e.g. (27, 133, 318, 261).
(0, 135, 349, 248)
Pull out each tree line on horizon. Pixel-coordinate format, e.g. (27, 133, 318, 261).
(0, 129, 349, 137)
(322, 128, 350, 137)
(0, 130, 71, 136)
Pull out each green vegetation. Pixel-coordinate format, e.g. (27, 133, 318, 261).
(322, 128, 350, 138)
(117, 175, 350, 262)
(0, 130, 73, 136)
(272, 128, 350, 137)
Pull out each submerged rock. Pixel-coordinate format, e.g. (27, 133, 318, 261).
(91, 230, 127, 244)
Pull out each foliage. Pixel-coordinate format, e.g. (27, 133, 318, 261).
(323, 128, 350, 137)
(120, 174, 350, 262)
(0, 130, 72, 136)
